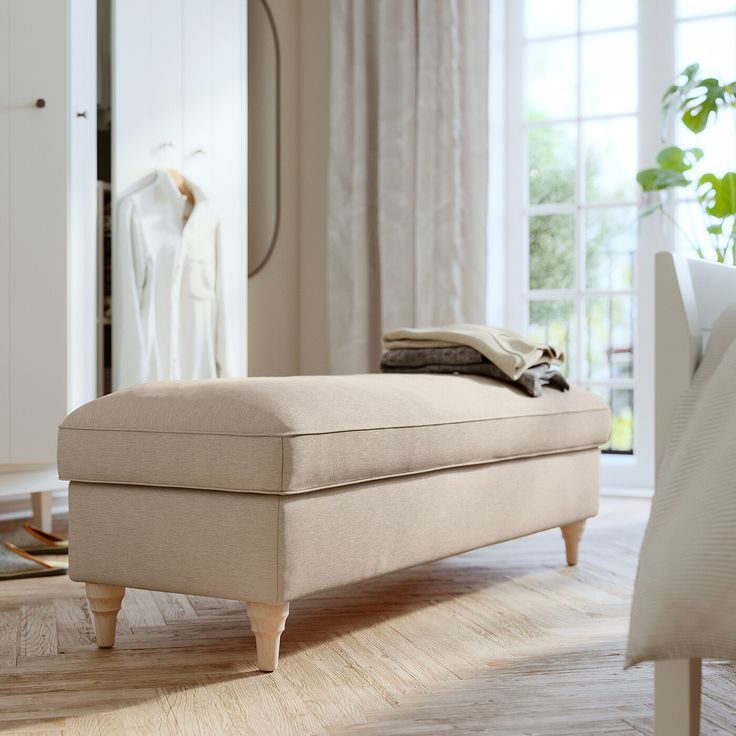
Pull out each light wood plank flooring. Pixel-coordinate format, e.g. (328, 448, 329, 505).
(1, 498, 734, 735)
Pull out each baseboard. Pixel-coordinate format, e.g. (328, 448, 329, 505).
(0, 489, 69, 522)
(601, 485, 654, 499)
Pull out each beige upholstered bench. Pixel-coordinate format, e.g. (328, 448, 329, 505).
(58, 375, 610, 671)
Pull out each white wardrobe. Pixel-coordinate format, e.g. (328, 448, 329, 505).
(0, 0, 97, 528)
(0, 0, 247, 529)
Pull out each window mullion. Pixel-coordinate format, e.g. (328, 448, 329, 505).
(575, 0, 585, 386)
(506, 0, 661, 487)
(505, 0, 526, 335)
(631, 0, 676, 490)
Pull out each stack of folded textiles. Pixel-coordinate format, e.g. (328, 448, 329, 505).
(381, 324, 570, 398)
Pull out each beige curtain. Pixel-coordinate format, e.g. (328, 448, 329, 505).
(327, 0, 490, 374)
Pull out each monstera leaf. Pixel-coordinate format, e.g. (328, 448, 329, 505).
(636, 146, 703, 192)
(661, 64, 736, 134)
(636, 168, 689, 191)
(697, 172, 736, 219)
(656, 145, 703, 172)
(661, 63, 701, 129)
(681, 78, 733, 133)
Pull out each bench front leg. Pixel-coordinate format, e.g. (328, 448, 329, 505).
(86, 583, 125, 648)
(560, 520, 586, 566)
(246, 601, 290, 672)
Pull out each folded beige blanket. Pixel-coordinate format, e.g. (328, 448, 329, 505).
(382, 324, 564, 381)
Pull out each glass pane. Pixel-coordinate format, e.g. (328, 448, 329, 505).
(675, 200, 702, 255)
(591, 387, 634, 453)
(585, 207, 637, 289)
(529, 300, 577, 381)
(525, 0, 577, 38)
(676, 199, 729, 261)
(583, 117, 637, 203)
(529, 214, 576, 289)
(528, 124, 576, 204)
(677, 0, 736, 19)
(677, 17, 736, 80)
(583, 296, 634, 380)
(581, 30, 637, 116)
(526, 38, 577, 120)
(581, 0, 637, 31)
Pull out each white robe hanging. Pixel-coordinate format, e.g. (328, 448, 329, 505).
(113, 170, 228, 390)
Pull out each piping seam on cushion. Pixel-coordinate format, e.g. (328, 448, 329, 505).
(57, 406, 611, 438)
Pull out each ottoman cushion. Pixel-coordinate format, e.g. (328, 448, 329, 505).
(58, 374, 609, 494)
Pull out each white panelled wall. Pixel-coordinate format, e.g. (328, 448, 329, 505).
(0, 0, 96, 527)
(112, 0, 248, 381)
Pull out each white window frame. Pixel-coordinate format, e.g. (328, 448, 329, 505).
(494, 0, 679, 492)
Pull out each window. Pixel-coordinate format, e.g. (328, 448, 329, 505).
(674, 2, 736, 256)
(500, 0, 736, 489)
(501, 0, 666, 489)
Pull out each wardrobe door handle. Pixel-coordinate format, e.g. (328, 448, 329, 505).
(35, 98, 46, 108)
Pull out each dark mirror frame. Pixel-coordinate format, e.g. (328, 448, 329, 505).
(248, 0, 281, 278)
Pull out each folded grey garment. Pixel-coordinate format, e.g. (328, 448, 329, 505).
(380, 346, 570, 398)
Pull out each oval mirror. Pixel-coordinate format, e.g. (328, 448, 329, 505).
(248, 0, 280, 277)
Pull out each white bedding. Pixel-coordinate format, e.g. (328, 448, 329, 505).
(627, 305, 736, 666)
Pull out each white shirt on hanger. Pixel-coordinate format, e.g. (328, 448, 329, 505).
(113, 170, 228, 390)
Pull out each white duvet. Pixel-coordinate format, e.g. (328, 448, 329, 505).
(627, 306, 736, 666)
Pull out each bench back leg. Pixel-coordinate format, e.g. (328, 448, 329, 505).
(560, 520, 586, 566)
(86, 583, 126, 648)
(246, 601, 290, 672)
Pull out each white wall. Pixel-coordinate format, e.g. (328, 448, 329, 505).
(298, 0, 331, 375)
(248, 0, 330, 377)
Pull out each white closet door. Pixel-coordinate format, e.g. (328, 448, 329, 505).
(112, 0, 155, 196)
(112, 0, 184, 197)
(150, 0, 183, 162)
(181, 0, 212, 189)
(8, 0, 68, 463)
(68, 0, 98, 412)
(0, 2, 10, 463)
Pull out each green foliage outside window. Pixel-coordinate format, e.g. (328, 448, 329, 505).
(528, 116, 634, 453)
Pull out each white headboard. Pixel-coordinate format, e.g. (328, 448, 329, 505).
(655, 252, 736, 469)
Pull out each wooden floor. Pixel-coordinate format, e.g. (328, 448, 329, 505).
(1, 498, 735, 735)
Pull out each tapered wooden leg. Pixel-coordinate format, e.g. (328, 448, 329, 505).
(655, 659, 701, 736)
(246, 601, 290, 672)
(86, 583, 125, 648)
(560, 520, 586, 566)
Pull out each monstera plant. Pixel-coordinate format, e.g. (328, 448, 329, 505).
(638, 64, 736, 264)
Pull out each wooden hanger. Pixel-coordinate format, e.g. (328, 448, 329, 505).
(166, 168, 195, 205)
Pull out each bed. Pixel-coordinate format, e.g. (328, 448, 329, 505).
(634, 251, 736, 736)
